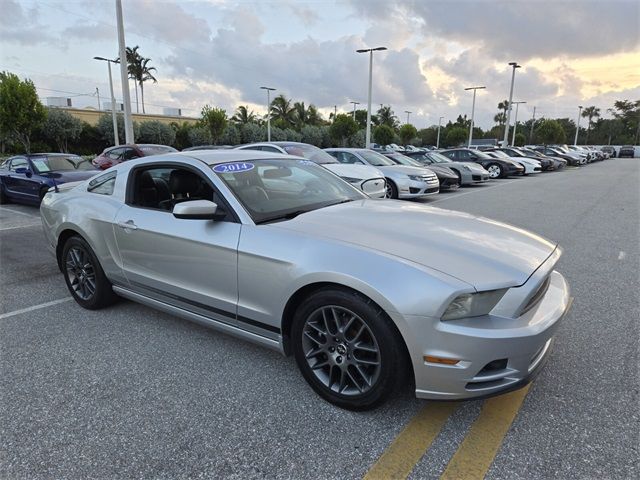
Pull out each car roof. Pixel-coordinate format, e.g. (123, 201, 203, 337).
(178, 150, 295, 165)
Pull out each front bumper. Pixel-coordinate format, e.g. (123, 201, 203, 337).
(398, 178, 440, 198)
(471, 172, 490, 183)
(405, 270, 571, 400)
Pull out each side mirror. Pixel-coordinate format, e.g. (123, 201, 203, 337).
(173, 200, 221, 220)
(15, 167, 32, 177)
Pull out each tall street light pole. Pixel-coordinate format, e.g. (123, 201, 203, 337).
(464, 86, 485, 147)
(436, 116, 444, 149)
(511, 101, 527, 146)
(503, 62, 521, 146)
(404, 110, 412, 124)
(574, 105, 583, 145)
(93, 56, 120, 146)
(357, 46, 387, 148)
(260, 86, 275, 141)
(350, 101, 360, 120)
(115, 0, 134, 144)
(529, 106, 537, 144)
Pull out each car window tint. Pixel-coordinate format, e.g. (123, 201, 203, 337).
(88, 172, 117, 195)
(108, 148, 124, 159)
(9, 157, 28, 171)
(261, 146, 281, 153)
(122, 148, 140, 160)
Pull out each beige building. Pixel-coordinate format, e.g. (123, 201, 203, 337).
(61, 107, 200, 126)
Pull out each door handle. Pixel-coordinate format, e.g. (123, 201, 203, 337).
(117, 220, 138, 230)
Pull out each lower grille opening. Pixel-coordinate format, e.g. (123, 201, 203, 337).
(409, 187, 420, 194)
(477, 358, 508, 375)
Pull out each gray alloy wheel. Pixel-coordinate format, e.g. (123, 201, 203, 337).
(486, 163, 502, 178)
(65, 245, 97, 301)
(385, 180, 398, 199)
(301, 305, 381, 396)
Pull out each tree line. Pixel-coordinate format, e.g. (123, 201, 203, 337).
(1, 70, 638, 156)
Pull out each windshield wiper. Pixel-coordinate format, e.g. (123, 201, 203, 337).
(257, 209, 312, 224)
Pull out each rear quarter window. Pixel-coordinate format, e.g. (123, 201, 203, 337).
(88, 172, 116, 195)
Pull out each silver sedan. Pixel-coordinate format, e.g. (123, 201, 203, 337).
(325, 148, 440, 199)
(41, 150, 571, 410)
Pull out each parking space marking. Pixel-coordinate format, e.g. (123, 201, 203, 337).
(0, 297, 72, 320)
(0, 223, 42, 231)
(439, 384, 531, 480)
(363, 402, 458, 480)
(0, 206, 39, 218)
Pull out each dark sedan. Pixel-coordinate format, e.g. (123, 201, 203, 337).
(382, 152, 460, 190)
(439, 148, 524, 178)
(519, 148, 567, 169)
(0, 154, 97, 205)
(92, 144, 177, 170)
(532, 146, 582, 166)
(495, 147, 558, 171)
(618, 146, 636, 158)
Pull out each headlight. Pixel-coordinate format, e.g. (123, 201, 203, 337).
(462, 165, 471, 171)
(441, 289, 507, 321)
(408, 175, 425, 181)
(341, 177, 362, 184)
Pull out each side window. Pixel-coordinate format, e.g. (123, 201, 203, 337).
(107, 148, 124, 160)
(243, 146, 265, 152)
(261, 146, 281, 153)
(335, 152, 356, 164)
(344, 152, 363, 164)
(129, 166, 232, 221)
(88, 172, 117, 195)
(456, 150, 470, 161)
(9, 157, 28, 171)
(122, 148, 141, 160)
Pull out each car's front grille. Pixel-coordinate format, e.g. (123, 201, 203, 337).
(419, 174, 439, 185)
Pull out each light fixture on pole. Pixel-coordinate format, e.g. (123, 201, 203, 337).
(503, 62, 521, 146)
(350, 101, 360, 120)
(436, 116, 444, 149)
(511, 101, 527, 146)
(93, 56, 120, 146)
(260, 87, 276, 141)
(404, 110, 412, 124)
(115, 0, 134, 143)
(464, 86, 486, 147)
(356, 46, 387, 148)
(574, 105, 583, 145)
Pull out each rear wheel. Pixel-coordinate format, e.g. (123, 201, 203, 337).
(292, 288, 408, 410)
(62, 235, 117, 309)
(486, 163, 503, 178)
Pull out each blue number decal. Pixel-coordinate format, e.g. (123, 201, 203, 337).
(213, 162, 255, 173)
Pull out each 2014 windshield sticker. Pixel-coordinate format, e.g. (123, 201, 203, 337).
(213, 162, 255, 173)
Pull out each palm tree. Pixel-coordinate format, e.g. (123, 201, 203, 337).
(581, 106, 600, 143)
(270, 94, 295, 126)
(495, 100, 509, 126)
(125, 45, 142, 113)
(231, 105, 257, 124)
(377, 105, 398, 129)
(138, 58, 157, 114)
(293, 101, 308, 128)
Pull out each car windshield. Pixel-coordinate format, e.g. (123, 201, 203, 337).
(139, 145, 178, 155)
(472, 150, 494, 159)
(213, 159, 364, 224)
(424, 152, 452, 164)
(387, 154, 422, 167)
(358, 150, 396, 166)
(31, 155, 94, 172)
(281, 144, 338, 164)
(490, 150, 511, 159)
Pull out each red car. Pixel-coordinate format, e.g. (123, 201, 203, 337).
(92, 144, 177, 170)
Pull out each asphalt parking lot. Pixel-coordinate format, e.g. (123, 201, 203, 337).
(1, 160, 638, 479)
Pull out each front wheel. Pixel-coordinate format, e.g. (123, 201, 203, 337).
(62, 236, 117, 309)
(385, 179, 398, 199)
(292, 288, 408, 410)
(486, 163, 503, 178)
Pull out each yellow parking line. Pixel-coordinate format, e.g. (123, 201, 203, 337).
(440, 384, 531, 480)
(364, 402, 458, 480)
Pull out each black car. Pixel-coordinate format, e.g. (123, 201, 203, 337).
(618, 146, 636, 158)
(496, 147, 556, 171)
(381, 152, 460, 190)
(438, 148, 524, 178)
(601, 146, 616, 158)
(519, 148, 567, 169)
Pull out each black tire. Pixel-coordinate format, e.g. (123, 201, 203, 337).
(486, 162, 503, 179)
(291, 288, 408, 410)
(0, 183, 9, 204)
(454, 170, 462, 185)
(385, 179, 398, 199)
(39, 186, 49, 202)
(62, 235, 118, 310)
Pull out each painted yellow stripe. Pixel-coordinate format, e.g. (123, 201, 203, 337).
(440, 384, 531, 480)
(364, 402, 458, 480)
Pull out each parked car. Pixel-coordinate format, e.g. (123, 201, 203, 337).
(550, 145, 588, 164)
(183, 145, 234, 151)
(92, 144, 178, 170)
(518, 148, 567, 170)
(600, 146, 616, 158)
(484, 150, 542, 175)
(324, 148, 440, 199)
(404, 150, 490, 185)
(235, 142, 386, 198)
(439, 148, 524, 178)
(496, 147, 556, 171)
(40, 150, 571, 410)
(381, 152, 460, 190)
(0, 153, 97, 205)
(618, 145, 636, 158)
(532, 146, 584, 166)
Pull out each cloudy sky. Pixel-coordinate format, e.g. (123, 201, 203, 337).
(2, 0, 639, 129)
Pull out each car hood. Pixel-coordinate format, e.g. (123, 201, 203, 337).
(50, 170, 99, 183)
(323, 163, 384, 180)
(272, 200, 556, 290)
(377, 165, 434, 176)
(425, 164, 458, 178)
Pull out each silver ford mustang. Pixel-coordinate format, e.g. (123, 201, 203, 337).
(41, 150, 571, 410)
